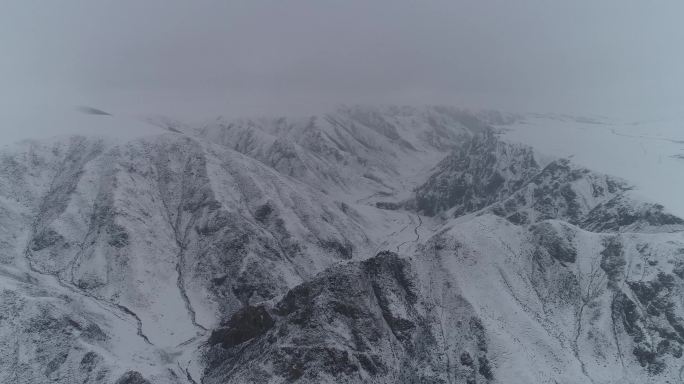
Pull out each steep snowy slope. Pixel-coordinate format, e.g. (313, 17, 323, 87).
(0, 133, 375, 382)
(416, 214, 684, 383)
(0, 262, 175, 383)
(195, 106, 489, 200)
(1, 106, 682, 383)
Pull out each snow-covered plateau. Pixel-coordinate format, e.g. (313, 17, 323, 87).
(1, 106, 683, 383)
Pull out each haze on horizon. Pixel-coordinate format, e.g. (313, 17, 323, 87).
(1, 0, 684, 142)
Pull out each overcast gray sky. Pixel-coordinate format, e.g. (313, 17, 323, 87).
(2, 0, 684, 126)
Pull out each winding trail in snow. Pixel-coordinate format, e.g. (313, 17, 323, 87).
(608, 128, 684, 144)
(395, 213, 424, 253)
(394, 214, 415, 253)
(414, 215, 423, 242)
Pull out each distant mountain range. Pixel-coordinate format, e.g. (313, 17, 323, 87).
(1, 106, 682, 383)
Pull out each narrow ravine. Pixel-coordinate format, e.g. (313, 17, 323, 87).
(175, 244, 208, 332)
(23, 249, 154, 345)
(156, 156, 210, 333)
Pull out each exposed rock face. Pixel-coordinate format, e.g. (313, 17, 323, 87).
(582, 195, 684, 233)
(203, 252, 493, 384)
(414, 130, 540, 216)
(208, 305, 274, 348)
(115, 371, 152, 384)
(0, 107, 682, 383)
(413, 131, 684, 234)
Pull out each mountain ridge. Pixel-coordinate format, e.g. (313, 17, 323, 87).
(0, 106, 682, 383)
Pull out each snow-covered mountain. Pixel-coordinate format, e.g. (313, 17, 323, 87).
(1, 106, 682, 383)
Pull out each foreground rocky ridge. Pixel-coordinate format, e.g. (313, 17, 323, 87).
(203, 251, 493, 384)
(0, 106, 683, 383)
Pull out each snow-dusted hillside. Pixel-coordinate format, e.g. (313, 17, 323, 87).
(499, 114, 684, 218)
(1, 106, 682, 383)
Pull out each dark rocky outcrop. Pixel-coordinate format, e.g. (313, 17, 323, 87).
(582, 196, 684, 232)
(414, 131, 539, 217)
(114, 371, 151, 384)
(209, 305, 275, 348)
(532, 222, 577, 264)
(203, 251, 493, 384)
(413, 131, 684, 234)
